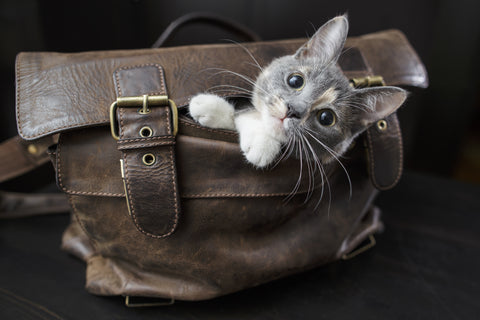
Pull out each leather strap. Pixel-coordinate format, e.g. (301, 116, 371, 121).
(0, 134, 70, 218)
(0, 191, 69, 218)
(365, 113, 403, 190)
(114, 64, 180, 238)
(0, 135, 54, 184)
(340, 47, 403, 190)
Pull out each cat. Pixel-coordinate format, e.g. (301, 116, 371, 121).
(189, 15, 406, 170)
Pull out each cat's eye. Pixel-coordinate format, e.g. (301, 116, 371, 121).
(287, 73, 305, 90)
(317, 109, 336, 127)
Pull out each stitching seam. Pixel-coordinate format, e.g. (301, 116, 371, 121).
(15, 53, 24, 137)
(182, 121, 237, 136)
(181, 192, 301, 198)
(391, 115, 403, 187)
(114, 63, 166, 97)
(167, 145, 179, 237)
(117, 140, 175, 150)
(117, 136, 174, 143)
(366, 128, 377, 188)
(68, 194, 99, 251)
(57, 135, 124, 196)
(366, 115, 403, 190)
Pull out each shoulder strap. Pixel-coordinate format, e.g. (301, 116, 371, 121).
(0, 135, 69, 218)
(0, 135, 52, 183)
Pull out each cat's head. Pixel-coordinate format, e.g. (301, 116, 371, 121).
(252, 15, 407, 165)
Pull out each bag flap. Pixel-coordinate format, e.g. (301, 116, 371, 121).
(16, 29, 427, 141)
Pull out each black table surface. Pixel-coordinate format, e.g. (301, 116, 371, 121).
(1, 172, 479, 319)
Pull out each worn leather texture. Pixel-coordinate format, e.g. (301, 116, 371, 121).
(14, 29, 428, 301)
(16, 29, 427, 140)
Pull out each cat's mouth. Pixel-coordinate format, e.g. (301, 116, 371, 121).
(267, 106, 288, 128)
(266, 112, 286, 127)
(267, 112, 291, 143)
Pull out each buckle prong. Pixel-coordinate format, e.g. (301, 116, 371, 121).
(139, 94, 150, 114)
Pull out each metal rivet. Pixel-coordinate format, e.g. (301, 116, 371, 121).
(142, 153, 156, 166)
(376, 120, 388, 131)
(27, 144, 38, 155)
(139, 126, 153, 138)
(137, 107, 151, 115)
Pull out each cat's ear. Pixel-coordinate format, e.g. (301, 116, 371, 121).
(295, 15, 349, 64)
(354, 86, 407, 129)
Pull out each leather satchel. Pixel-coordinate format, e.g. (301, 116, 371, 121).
(2, 16, 428, 304)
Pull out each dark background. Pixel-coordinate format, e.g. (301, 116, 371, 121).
(1, 0, 479, 183)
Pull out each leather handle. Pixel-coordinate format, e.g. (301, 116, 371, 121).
(151, 12, 262, 48)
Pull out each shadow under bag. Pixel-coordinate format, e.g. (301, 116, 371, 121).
(9, 28, 427, 302)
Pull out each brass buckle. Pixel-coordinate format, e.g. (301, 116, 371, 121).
(125, 296, 175, 307)
(110, 94, 178, 140)
(350, 76, 388, 133)
(341, 234, 376, 260)
(350, 75, 385, 88)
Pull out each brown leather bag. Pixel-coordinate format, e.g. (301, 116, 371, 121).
(5, 19, 427, 303)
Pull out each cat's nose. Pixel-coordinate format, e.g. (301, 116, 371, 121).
(286, 104, 301, 119)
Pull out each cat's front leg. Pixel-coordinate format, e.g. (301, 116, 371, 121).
(235, 110, 282, 168)
(189, 94, 236, 130)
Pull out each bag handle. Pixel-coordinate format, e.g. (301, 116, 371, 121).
(151, 12, 262, 48)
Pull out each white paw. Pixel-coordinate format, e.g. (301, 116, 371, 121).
(241, 133, 281, 168)
(189, 94, 235, 130)
(236, 111, 282, 168)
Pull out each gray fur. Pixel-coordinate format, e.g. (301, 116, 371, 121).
(250, 15, 406, 164)
(190, 15, 407, 199)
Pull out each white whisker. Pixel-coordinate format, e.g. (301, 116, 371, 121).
(285, 129, 303, 202)
(223, 39, 265, 73)
(305, 130, 352, 199)
(302, 133, 330, 210)
(206, 68, 257, 86)
(207, 84, 254, 93)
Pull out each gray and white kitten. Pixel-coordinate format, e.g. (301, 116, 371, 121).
(189, 15, 406, 168)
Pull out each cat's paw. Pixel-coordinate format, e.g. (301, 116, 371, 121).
(240, 129, 281, 168)
(189, 94, 236, 130)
